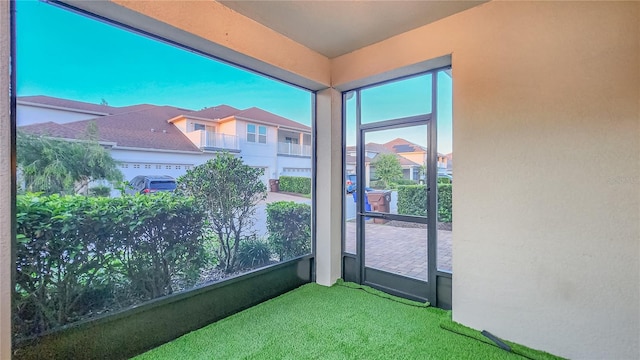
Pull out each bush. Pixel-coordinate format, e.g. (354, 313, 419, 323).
(238, 239, 272, 269)
(438, 183, 452, 223)
(437, 177, 451, 184)
(266, 201, 311, 261)
(278, 176, 311, 195)
(176, 153, 267, 273)
(396, 184, 452, 223)
(388, 179, 417, 189)
(89, 185, 111, 197)
(14, 192, 207, 338)
(397, 185, 427, 216)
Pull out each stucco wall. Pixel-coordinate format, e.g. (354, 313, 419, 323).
(334, 2, 640, 359)
(218, 120, 236, 136)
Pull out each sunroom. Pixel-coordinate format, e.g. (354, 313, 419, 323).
(0, 1, 638, 360)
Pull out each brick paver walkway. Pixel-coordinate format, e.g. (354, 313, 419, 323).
(345, 221, 452, 280)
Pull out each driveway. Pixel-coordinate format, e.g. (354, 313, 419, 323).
(344, 221, 452, 277)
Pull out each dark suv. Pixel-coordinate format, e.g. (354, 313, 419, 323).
(127, 175, 177, 194)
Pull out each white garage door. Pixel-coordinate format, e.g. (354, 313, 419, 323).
(281, 167, 312, 177)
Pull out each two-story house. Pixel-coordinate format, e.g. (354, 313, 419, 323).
(345, 138, 452, 187)
(382, 138, 451, 178)
(17, 95, 312, 191)
(168, 105, 312, 182)
(345, 142, 420, 187)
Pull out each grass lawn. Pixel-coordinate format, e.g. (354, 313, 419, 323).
(136, 282, 561, 360)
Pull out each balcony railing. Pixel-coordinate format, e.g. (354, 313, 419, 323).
(186, 130, 239, 151)
(204, 131, 239, 150)
(277, 142, 311, 157)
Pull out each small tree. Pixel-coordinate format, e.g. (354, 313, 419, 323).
(372, 153, 403, 188)
(176, 153, 267, 273)
(17, 128, 123, 195)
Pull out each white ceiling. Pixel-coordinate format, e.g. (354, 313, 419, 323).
(219, 1, 487, 58)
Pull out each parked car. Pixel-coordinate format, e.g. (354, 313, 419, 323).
(346, 174, 357, 193)
(127, 175, 177, 194)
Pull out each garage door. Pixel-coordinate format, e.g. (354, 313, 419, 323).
(281, 167, 311, 177)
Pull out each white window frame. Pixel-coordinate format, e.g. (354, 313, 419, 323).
(247, 123, 267, 144)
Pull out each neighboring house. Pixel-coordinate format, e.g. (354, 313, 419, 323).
(168, 105, 312, 182)
(383, 138, 450, 177)
(17, 95, 312, 193)
(346, 142, 419, 186)
(346, 138, 453, 186)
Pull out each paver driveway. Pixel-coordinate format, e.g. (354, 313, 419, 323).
(344, 221, 452, 279)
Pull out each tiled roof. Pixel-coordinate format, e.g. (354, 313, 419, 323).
(383, 138, 427, 153)
(20, 106, 201, 152)
(64, 106, 201, 152)
(186, 105, 241, 119)
(19, 122, 84, 139)
(234, 107, 311, 132)
(18, 95, 157, 115)
(111, 104, 157, 114)
(346, 143, 418, 166)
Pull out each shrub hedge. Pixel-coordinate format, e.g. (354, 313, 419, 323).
(397, 185, 427, 216)
(266, 201, 311, 261)
(278, 176, 311, 195)
(14, 191, 316, 340)
(14, 192, 206, 339)
(437, 184, 452, 223)
(396, 184, 452, 222)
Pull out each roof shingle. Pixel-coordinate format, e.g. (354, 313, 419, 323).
(62, 106, 201, 152)
(234, 107, 311, 132)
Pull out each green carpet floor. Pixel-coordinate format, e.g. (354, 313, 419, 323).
(136, 282, 561, 360)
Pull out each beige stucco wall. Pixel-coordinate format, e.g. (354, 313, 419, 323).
(334, 2, 640, 359)
(0, 0, 11, 358)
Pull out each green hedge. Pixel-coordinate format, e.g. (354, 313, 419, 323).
(397, 185, 427, 216)
(279, 176, 311, 195)
(437, 184, 452, 223)
(14, 192, 207, 339)
(396, 184, 452, 222)
(266, 201, 311, 261)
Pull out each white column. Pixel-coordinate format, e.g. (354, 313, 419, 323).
(0, 0, 12, 357)
(315, 88, 342, 286)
